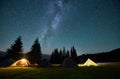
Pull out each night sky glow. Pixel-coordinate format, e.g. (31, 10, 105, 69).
(0, 0, 120, 55)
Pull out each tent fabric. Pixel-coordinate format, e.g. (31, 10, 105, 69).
(11, 58, 31, 67)
(62, 57, 77, 67)
(83, 58, 98, 66)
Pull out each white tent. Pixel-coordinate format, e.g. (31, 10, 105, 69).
(78, 58, 98, 67)
(11, 58, 31, 67)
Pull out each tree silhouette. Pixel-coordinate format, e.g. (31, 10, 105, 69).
(66, 50, 70, 57)
(49, 48, 60, 64)
(6, 36, 23, 60)
(50, 46, 78, 64)
(71, 46, 77, 62)
(62, 47, 66, 57)
(50, 47, 71, 64)
(27, 38, 42, 66)
(59, 49, 64, 63)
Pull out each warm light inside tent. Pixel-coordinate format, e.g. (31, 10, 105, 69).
(16, 59, 28, 66)
(21, 59, 26, 62)
(83, 58, 98, 66)
(78, 58, 98, 67)
(78, 64, 84, 67)
(11, 58, 31, 67)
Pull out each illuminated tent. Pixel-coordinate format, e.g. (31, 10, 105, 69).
(83, 58, 98, 66)
(11, 58, 31, 67)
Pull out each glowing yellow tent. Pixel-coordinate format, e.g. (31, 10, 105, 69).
(83, 58, 98, 66)
(11, 58, 31, 67)
(78, 58, 98, 67)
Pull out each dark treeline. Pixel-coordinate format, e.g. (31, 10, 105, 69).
(1, 36, 78, 66)
(78, 48, 120, 63)
(3, 36, 42, 66)
(0, 36, 120, 66)
(49, 46, 78, 64)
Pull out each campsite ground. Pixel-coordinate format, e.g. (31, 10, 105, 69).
(0, 66, 120, 79)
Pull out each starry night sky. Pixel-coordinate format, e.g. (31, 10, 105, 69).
(0, 0, 120, 55)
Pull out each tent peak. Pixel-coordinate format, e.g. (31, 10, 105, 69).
(83, 58, 98, 66)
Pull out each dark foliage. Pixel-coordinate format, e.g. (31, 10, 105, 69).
(66, 50, 70, 57)
(26, 38, 42, 65)
(49, 48, 62, 64)
(70, 46, 77, 62)
(6, 36, 23, 60)
(50, 46, 78, 64)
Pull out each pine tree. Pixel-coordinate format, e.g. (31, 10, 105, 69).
(71, 46, 77, 62)
(63, 47, 66, 56)
(6, 36, 23, 60)
(49, 48, 60, 64)
(27, 38, 42, 65)
(49, 51, 54, 64)
(59, 49, 63, 63)
(50, 48, 70, 64)
(66, 50, 69, 57)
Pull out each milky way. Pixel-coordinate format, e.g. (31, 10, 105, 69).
(41, 0, 66, 46)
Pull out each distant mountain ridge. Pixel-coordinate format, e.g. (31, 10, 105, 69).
(0, 51, 7, 57)
(0, 51, 7, 63)
(78, 48, 120, 63)
(42, 54, 50, 59)
(0, 50, 50, 60)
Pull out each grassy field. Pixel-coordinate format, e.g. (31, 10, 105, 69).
(0, 66, 120, 79)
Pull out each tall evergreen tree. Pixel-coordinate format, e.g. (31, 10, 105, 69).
(59, 49, 63, 63)
(59, 49, 63, 57)
(50, 48, 70, 64)
(6, 36, 23, 60)
(49, 48, 60, 64)
(71, 46, 77, 62)
(27, 38, 42, 65)
(66, 50, 70, 57)
(63, 47, 66, 57)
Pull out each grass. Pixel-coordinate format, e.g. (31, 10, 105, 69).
(0, 66, 120, 79)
